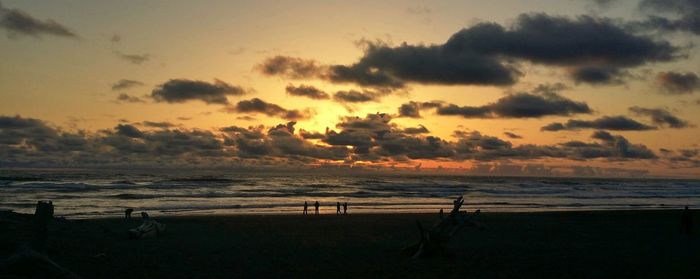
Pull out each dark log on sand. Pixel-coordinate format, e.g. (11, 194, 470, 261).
(404, 196, 484, 259)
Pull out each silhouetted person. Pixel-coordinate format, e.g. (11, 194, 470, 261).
(314, 201, 320, 215)
(439, 209, 444, 219)
(303, 201, 308, 215)
(343, 202, 348, 215)
(125, 208, 133, 220)
(682, 206, 693, 235)
(336, 202, 341, 215)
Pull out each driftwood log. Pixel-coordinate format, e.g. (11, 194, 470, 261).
(404, 196, 484, 259)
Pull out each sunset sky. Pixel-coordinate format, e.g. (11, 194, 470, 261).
(1, 0, 699, 177)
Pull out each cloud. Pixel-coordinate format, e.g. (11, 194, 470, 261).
(419, 91, 591, 119)
(655, 71, 700, 94)
(140, 121, 175, 128)
(151, 79, 247, 105)
(299, 129, 326, 140)
(115, 124, 143, 138)
(116, 93, 145, 103)
(257, 56, 325, 79)
(586, 130, 657, 159)
(285, 84, 329, 100)
(436, 104, 492, 118)
(638, 0, 700, 35)
(326, 38, 518, 88)
(397, 101, 443, 118)
(629, 106, 691, 128)
(114, 51, 150, 65)
(541, 116, 656, 131)
(570, 66, 624, 85)
(111, 79, 144, 91)
(261, 13, 677, 87)
(0, 115, 90, 161)
(221, 122, 349, 160)
(332, 89, 388, 103)
(503, 132, 522, 139)
(0, 3, 77, 38)
(0, 114, 665, 168)
(402, 125, 430, 134)
(231, 98, 312, 120)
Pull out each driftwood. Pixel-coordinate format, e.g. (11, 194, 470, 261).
(32, 201, 54, 252)
(404, 196, 484, 259)
(0, 201, 82, 278)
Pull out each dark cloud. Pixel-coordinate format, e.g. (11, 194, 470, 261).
(116, 93, 145, 103)
(570, 66, 624, 85)
(332, 90, 387, 103)
(151, 79, 247, 105)
(114, 51, 150, 65)
(484, 92, 592, 117)
(140, 121, 175, 128)
(260, 13, 677, 87)
(0, 115, 91, 162)
(434, 92, 590, 119)
(541, 116, 656, 131)
(0, 114, 664, 168)
(221, 122, 349, 160)
(397, 101, 443, 118)
(111, 79, 144, 91)
(402, 125, 430, 134)
(655, 71, 700, 94)
(231, 98, 311, 120)
(629, 106, 691, 128)
(458, 14, 676, 67)
(436, 104, 492, 118)
(257, 56, 325, 79)
(326, 38, 518, 88)
(586, 130, 657, 159)
(236, 116, 257, 121)
(503, 132, 522, 139)
(299, 129, 326, 140)
(638, 0, 700, 35)
(0, 3, 77, 38)
(401, 91, 590, 119)
(285, 84, 329, 100)
(115, 124, 143, 138)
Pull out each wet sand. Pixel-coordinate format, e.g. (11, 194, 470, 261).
(2, 210, 699, 278)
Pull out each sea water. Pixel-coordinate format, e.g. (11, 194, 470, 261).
(1, 169, 699, 218)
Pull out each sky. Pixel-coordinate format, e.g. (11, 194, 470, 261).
(1, 0, 699, 177)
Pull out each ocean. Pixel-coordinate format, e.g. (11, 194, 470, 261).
(1, 169, 699, 219)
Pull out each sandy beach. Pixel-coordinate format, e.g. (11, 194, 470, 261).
(1, 210, 698, 278)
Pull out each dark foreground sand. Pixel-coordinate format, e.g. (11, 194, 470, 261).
(2, 210, 699, 278)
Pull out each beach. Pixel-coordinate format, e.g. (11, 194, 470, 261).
(2, 210, 698, 278)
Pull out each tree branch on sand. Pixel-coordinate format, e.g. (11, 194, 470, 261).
(403, 196, 484, 259)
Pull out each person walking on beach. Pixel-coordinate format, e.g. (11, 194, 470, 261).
(336, 202, 341, 215)
(343, 202, 348, 215)
(125, 208, 133, 220)
(682, 206, 693, 234)
(314, 201, 320, 215)
(303, 201, 308, 215)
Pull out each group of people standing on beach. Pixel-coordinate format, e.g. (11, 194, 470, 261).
(303, 201, 347, 215)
